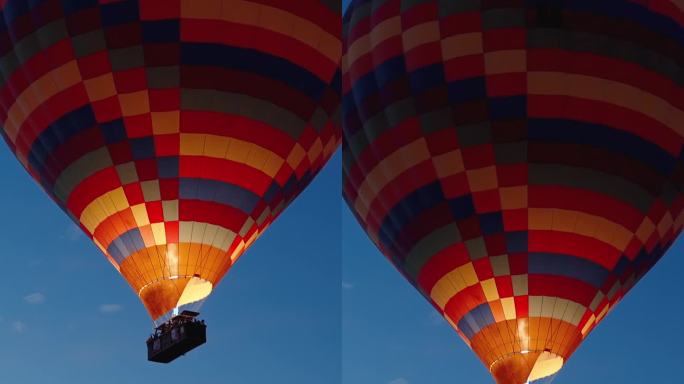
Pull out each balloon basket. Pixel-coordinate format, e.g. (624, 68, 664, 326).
(146, 310, 207, 363)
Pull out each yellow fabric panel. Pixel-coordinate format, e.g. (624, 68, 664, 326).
(346, 16, 401, 69)
(212, 225, 235, 252)
(177, 221, 235, 252)
(485, 50, 527, 74)
(527, 296, 587, 328)
(529, 207, 553, 230)
(219, 0, 257, 23)
(430, 262, 478, 309)
(635, 216, 656, 242)
(118, 90, 150, 116)
(131, 204, 151, 227)
(529, 72, 684, 136)
(151, 111, 180, 134)
(176, 277, 213, 308)
(198, 223, 219, 245)
(564, 301, 586, 327)
(151, 222, 167, 245)
(466, 166, 498, 192)
(262, 152, 285, 179)
(225, 137, 252, 164)
(432, 149, 464, 178)
(531, 297, 555, 319)
(187, 222, 207, 244)
(369, 16, 401, 49)
(84, 73, 117, 102)
(596, 302, 610, 322)
(180, 0, 221, 18)
(550, 298, 570, 321)
(354, 138, 431, 220)
(179, 133, 284, 178)
(180, 0, 340, 63)
(534, 297, 554, 318)
(245, 224, 266, 249)
(108, 187, 129, 212)
(286, 143, 307, 169)
(481, 278, 500, 302)
(202, 135, 229, 157)
(255, 1, 339, 62)
(500, 186, 527, 209)
(80, 187, 129, 233)
(528, 352, 564, 382)
(501, 297, 517, 320)
(230, 240, 246, 262)
(247, 142, 276, 173)
(657, 212, 674, 237)
(529, 208, 633, 251)
(5, 60, 81, 143)
(550, 209, 579, 232)
(441, 33, 483, 61)
(581, 314, 596, 336)
(460, 262, 478, 286)
(307, 138, 323, 164)
(402, 21, 440, 52)
(430, 271, 465, 309)
(540, 296, 563, 318)
(572, 210, 600, 238)
(180, 133, 208, 155)
(675, 209, 684, 232)
(254, 3, 296, 34)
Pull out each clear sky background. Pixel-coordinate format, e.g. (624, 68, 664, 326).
(341, 1, 683, 383)
(0, 145, 341, 384)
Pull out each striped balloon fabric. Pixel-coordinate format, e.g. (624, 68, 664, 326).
(0, 0, 341, 323)
(342, 1, 683, 383)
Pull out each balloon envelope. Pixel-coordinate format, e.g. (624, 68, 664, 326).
(342, 1, 683, 383)
(0, 0, 341, 323)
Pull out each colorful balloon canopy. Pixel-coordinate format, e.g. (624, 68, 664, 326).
(0, 0, 341, 323)
(342, 1, 683, 383)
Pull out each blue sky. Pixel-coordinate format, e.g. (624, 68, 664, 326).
(0, 146, 341, 384)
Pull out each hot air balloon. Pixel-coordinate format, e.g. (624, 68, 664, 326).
(342, 1, 683, 383)
(0, 0, 341, 362)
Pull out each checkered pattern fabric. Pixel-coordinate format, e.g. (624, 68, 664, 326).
(0, 0, 341, 323)
(342, 1, 683, 382)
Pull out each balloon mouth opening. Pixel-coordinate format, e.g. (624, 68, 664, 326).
(138, 275, 213, 324)
(490, 350, 564, 384)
